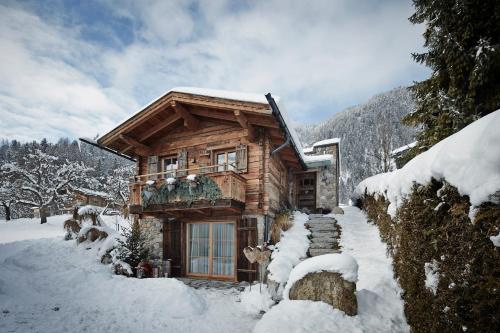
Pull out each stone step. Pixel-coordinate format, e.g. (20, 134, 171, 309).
(308, 218, 336, 222)
(308, 214, 325, 218)
(307, 225, 337, 232)
(310, 236, 338, 243)
(309, 242, 337, 249)
(309, 248, 340, 256)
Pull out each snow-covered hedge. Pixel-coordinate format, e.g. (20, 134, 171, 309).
(355, 112, 500, 332)
(355, 110, 500, 217)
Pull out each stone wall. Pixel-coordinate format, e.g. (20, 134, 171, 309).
(305, 143, 339, 210)
(138, 215, 163, 259)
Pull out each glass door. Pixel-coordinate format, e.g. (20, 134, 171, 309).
(212, 223, 235, 277)
(187, 223, 209, 275)
(187, 222, 235, 278)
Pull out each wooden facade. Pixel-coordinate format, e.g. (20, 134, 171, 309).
(97, 89, 338, 282)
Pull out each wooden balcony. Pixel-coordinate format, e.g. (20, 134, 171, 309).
(129, 166, 246, 215)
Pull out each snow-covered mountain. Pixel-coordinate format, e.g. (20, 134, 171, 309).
(295, 87, 416, 203)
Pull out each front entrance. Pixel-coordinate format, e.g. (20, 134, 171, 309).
(186, 222, 236, 280)
(296, 172, 317, 211)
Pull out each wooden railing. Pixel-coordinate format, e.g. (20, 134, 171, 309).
(129, 168, 246, 206)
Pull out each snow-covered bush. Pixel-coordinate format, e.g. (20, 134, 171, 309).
(354, 112, 500, 332)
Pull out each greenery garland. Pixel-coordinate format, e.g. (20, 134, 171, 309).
(141, 175, 222, 208)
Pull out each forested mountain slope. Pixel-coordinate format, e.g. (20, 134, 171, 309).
(296, 87, 416, 203)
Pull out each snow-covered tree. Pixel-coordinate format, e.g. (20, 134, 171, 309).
(105, 164, 134, 207)
(2, 149, 92, 223)
(0, 169, 22, 221)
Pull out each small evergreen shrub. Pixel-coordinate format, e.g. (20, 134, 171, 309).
(115, 219, 151, 273)
(358, 179, 499, 332)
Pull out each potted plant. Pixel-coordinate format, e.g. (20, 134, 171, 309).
(165, 177, 177, 192)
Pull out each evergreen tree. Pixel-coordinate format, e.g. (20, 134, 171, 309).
(404, 0, 500, 157)
(115, 219, 150, 270)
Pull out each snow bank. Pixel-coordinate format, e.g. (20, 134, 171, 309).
(267, 211, 310, 284)
(283, 253, 358, 300)
(0, 216, 260, 333)
(355, 110, 500, 217)
(254, 300, 361, 333)
(257, 206, 409, 333)
(240, 284, 274, 315)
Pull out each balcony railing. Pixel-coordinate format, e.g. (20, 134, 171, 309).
(129, 164, 246, 208)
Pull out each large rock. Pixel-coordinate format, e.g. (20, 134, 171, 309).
(288, 271, 357, 316)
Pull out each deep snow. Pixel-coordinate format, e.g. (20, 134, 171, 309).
(0, 216, 258, 333)
(1, 207, 408, 333)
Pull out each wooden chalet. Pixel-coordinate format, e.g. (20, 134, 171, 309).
(95, 87, 340, 282)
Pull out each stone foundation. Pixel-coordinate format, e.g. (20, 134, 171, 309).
(138, 216, 163, 259)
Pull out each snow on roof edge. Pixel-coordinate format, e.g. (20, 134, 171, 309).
(312, 138, 340, 147)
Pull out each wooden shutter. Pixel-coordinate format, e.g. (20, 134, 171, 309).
(237, 217, 258, 282)
(177, 149, 187, 176)
(235, 144, 248, 173)
(147, 156, 159, 180)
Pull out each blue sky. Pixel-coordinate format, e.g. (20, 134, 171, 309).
(0, 0, 429, 142)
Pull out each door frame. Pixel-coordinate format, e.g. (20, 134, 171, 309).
(185, 221, 237, 281)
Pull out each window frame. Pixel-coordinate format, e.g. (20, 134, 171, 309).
(162, 155, 179, 178)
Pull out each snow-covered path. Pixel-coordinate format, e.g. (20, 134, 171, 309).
(255, 206, 409, 333)
(334, 206, 409, 332)
(0, 217, 258, 333)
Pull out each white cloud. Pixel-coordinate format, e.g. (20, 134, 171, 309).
(0, 0, 429, 142)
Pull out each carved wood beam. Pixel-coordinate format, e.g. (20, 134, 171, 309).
(234, 110, 255, 141)
(119, 134, 152, 156)
(138, 113, 182, 142)
(171, 101, 199, 130)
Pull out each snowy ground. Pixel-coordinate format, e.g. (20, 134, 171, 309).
(0, 216, 258, 333)
(255, 206, 409, 333)
(0, 207, 408, 332)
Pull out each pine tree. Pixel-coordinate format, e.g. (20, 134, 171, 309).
(404, 0, 500, 157)
(115, 220, 150, 270)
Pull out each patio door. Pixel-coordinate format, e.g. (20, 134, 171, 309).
(187, 222, 235, 279)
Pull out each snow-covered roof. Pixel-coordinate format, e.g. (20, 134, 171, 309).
(312, 138, 340, 148)
(355, 110, 500, 218)
(303, 154, 333, 165)
(391, 141, 417, 156)
(171, 87, 274, 105)
(303, 147, 314, 154)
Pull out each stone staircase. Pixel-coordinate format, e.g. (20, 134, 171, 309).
(306, 214, 340, 257)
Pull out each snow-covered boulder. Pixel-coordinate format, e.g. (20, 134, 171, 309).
(284, 253, 359, 316)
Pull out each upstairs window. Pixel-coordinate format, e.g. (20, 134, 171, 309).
(163, 156, 178, 178)
(216, 151, 236, 172)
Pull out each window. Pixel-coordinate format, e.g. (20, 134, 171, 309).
(163, 156, 178, 178)
(216, 151, 236, 172)
(187, 222, 235, 278)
